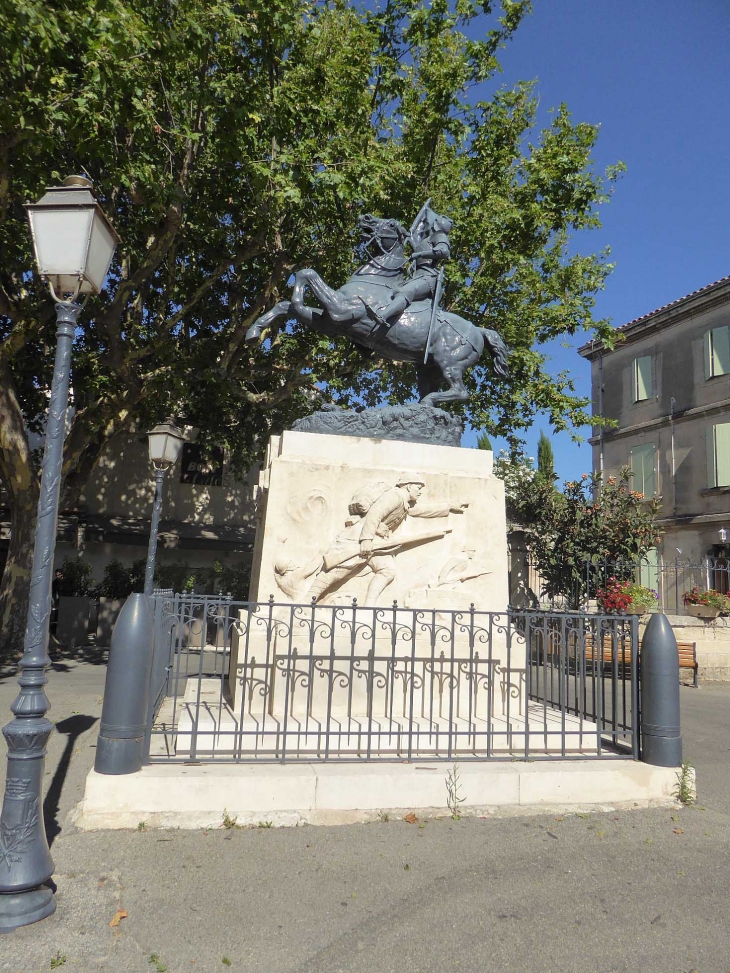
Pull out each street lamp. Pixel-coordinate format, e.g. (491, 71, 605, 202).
(0, 176, 119, 933)
(143, 421, 185, 597)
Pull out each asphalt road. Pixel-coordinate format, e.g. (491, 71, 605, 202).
(0, 661, 728, 973)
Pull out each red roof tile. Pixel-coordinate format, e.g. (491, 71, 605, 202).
(617, 275, 730, 331)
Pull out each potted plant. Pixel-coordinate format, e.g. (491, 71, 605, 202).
(596, 577, 658, 615)
(56, 556, 95, 649)
(683, 587, 729, 619)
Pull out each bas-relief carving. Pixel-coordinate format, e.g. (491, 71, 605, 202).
(272, 474, 470, 606)
(433, 548, 491, 590)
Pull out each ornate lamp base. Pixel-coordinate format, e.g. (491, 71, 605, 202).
(0, 886, 56, 933)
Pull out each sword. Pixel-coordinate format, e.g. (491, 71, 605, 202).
(424, 266, 444, 364)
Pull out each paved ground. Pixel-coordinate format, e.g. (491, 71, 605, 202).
(0, 661, 729, 973)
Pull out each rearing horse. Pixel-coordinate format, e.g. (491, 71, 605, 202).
(245, 215, 508, 406)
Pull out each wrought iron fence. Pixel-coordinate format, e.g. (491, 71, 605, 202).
(144, 594, 640, 764)
(516, 555, 730, 615)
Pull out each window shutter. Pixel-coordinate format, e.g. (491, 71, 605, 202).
(713, 326, 730, 376)
(630, 443, 655, 496)
(707, 426, 718, 488)
(644, 445, 656, 497)
(716, 423, 730, 487)
(634, 356, 652, 400)
(704, 331, 713, 380)
(639, 547, 659, 592)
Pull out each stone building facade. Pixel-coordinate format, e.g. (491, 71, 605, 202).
(579, 276, 730, 571)
(0, 430, 257, 594)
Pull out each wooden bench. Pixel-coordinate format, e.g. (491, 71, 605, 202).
(582, 636, 698, 687)
(676, 641, 699, 687)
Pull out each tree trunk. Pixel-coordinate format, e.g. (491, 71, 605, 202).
(0, 489, 38, 663)
(0, 358, 40, 664)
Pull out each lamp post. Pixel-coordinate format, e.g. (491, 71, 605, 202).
(143, 421, 185, 597)
(0, 176, 119, 933)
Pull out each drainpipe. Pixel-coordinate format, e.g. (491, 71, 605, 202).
(596, 344, 604, 477)
(669, 396, 677, 519)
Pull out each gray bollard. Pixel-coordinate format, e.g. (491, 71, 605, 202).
(640, 612, 682, 767)
(95, 593, 154, 775)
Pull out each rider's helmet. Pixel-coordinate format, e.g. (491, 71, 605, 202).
(432, 214, 453, 235)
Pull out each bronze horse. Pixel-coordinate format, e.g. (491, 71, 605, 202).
(245, 215, 508, 406)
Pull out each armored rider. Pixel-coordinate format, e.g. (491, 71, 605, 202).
(367, 205, 453, 329)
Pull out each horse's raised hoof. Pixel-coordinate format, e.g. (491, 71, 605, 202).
(245, 325, 262, 345)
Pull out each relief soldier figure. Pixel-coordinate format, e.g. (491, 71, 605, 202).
(307, 476, 468, 605)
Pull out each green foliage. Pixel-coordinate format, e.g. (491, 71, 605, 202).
(536, 430, 555, 483)
(154, 558, 250, 598)
(506, 467, 662, 606)
(0, 0, 624, 652)
(476, 431, 492, 451)
(0, 0, 620, 492)
(58, 556, 94, 596)
(94, 557, 146, 599)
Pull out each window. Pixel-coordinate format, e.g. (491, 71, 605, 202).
(707, 423, 730, 487)
(633, 356, 652, 401)
(704, 326, 730, 379)
(630, 443, 656, 497)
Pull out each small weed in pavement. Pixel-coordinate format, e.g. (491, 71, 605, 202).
(222, 809, 238, 829)
(148, 954, 167, 972)
(222, 958, 232, 966)
(675, 761, 696, 805)
(50, 953, 66, 969)
(137, 821, 147, 832)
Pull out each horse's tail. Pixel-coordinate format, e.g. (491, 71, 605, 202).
(479, 328, 509, 378)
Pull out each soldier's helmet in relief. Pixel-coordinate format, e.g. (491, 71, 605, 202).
(395, 473, 426, 488)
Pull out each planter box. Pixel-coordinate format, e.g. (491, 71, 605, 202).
(96, 598, 124, 646)
(686, 604, 722, 619)
(56, 596, 92, 649)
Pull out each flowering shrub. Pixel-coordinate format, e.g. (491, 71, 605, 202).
(596, 578, 658, 614)
(496, 464, 663, 608)
(683, 587, 730, 610)
(493, 451, 536, 501)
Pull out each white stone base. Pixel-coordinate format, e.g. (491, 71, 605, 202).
(152, 677, 619, 760)
(73, 760, 681, 831)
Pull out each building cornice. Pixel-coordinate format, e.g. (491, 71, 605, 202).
(657, 511, 730, 529)
(579, 277, 730, 361)
(588, 397, 730, 445)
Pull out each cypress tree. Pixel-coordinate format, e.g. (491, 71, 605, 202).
(537, 430, 555, 482)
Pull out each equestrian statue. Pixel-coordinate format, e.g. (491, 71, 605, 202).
(245, 202, 508, 407)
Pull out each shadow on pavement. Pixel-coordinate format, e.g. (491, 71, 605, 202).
(44, 713, 98, 846)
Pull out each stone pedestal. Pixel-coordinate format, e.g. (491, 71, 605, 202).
(248, 430, 508, 610)
(228, 431, 512, 719)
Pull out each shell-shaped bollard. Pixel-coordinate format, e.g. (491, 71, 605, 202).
(640, 612, 682, 767)
(95, 593, 154, 775)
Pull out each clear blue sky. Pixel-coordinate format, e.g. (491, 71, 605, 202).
(462, 0, 730, 481)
